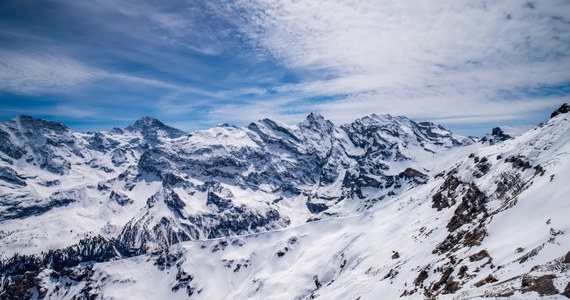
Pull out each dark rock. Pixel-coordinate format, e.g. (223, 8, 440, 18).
(432, 267, 454, 291)
(474, 274, 498, 287)
(313, 275, 321, 289)
(109, 191, 133, 206)
(562, 280, 570, 298)
(0, 236, 121, 277)
(126, 116, 186, 142)
(39, 179, 60, 187)
(206, 192, 232, 211)
(518, 245, 543, 264)
(495, 173, 523, 200)
(505, 155, 532, 170)
(481, 127, 512, 145)
(111, 148, 127, 166)
(165, 191, 186, 212)
(413, 266, 429, 287)
(306, 201, 329, 214)
(551, 103, 570, 118)
(432, 173, 462, 210)
(0, 166, 27, 186)
(474, 159, 492, 178)
(469, 250, 490, 262)
(383, 268, 399, 280)
(447, 184, 487, 232)
(563, 250, 570, 263)
(433, 183, 488, 255)
(0, 196, 75, 221)
(398, 168, 428, 184)
(442, 279, 461, 294)
(457, 265, 468, 279)
(276, 247, 289, 257)
(463, 225, 487, 248)
(0, 129, 26, 159)
(0, 271, 40, 299)
(522, 274, 559, 296)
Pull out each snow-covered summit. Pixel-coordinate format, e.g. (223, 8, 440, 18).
(0, 112, 470, 255)
(125, 116, 187, 144)
(1, 106, 569, 299)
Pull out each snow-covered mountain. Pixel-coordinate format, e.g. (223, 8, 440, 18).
(1, 103, 569, 299)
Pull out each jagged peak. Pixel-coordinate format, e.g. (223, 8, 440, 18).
(416, 120, 449, 132)
(305, 112, 324, 121)
(299, 112, 334, 133)
(249, 117, 290, 130)
(10, 115, 69, 132)
(479, 126, 512, 145)
(491, 127, 510, 137)
(127, 116, 166, 129)
(125, 116, 186, 138)
(551, 102, 570, 118)
(356, 113, 411, 126)
(417, 121, 435, 127)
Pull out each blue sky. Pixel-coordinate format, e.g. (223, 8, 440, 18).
(1, 0, 569, 136)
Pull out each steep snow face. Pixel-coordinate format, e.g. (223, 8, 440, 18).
(19, 104, 569, 300)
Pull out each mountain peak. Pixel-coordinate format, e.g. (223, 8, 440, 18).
(551, 102, 570, 118)
(299, 112, 334, 132)
(480, 127, 512, 145)
(306, 112, 324, 120)
(128, 116, 165, 129)
(12, 115, 69, 133)
(126, 117, 186, 139)
(359, 113, 409, 125)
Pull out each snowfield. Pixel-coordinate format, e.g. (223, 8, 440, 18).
(1, 103, 569, 299)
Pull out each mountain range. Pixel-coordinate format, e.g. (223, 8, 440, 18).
(1, 103, 569, 299)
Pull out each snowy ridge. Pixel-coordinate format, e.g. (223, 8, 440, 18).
(1, 104, 569, 299)
(1, 112, 469, 257)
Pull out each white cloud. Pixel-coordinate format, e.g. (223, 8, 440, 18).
(216, 0, 570, 125)
(0, 50, 220, 99)
(1, 0, 568, 135)
(0, 51, 100, 95)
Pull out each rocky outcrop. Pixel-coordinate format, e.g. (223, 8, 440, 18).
(480, 127, 512, 145)
(551, 102, 570, 118)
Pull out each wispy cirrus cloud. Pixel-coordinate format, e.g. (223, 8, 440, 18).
(0, 0, 568, 135)
(0, 51, 99, 95)
(210, 0, 570, 131)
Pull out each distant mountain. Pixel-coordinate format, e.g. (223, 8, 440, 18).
(1, 104, 569, 299)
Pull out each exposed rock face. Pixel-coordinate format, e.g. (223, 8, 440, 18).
(563, 281, 570, 298)
(522, 274, 559, 296)
(0, 235, 121, 277)
(564, 250, 570, 264)
(480, 127, 512, 145)
(125, 116, 187, 145)
(551, 102, 570, 118)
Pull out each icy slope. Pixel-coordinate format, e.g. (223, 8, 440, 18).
(7, 103, 569, 299)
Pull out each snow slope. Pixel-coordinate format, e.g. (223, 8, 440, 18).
(0, 112, 470, 258)
(1, 104, 569, 299)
